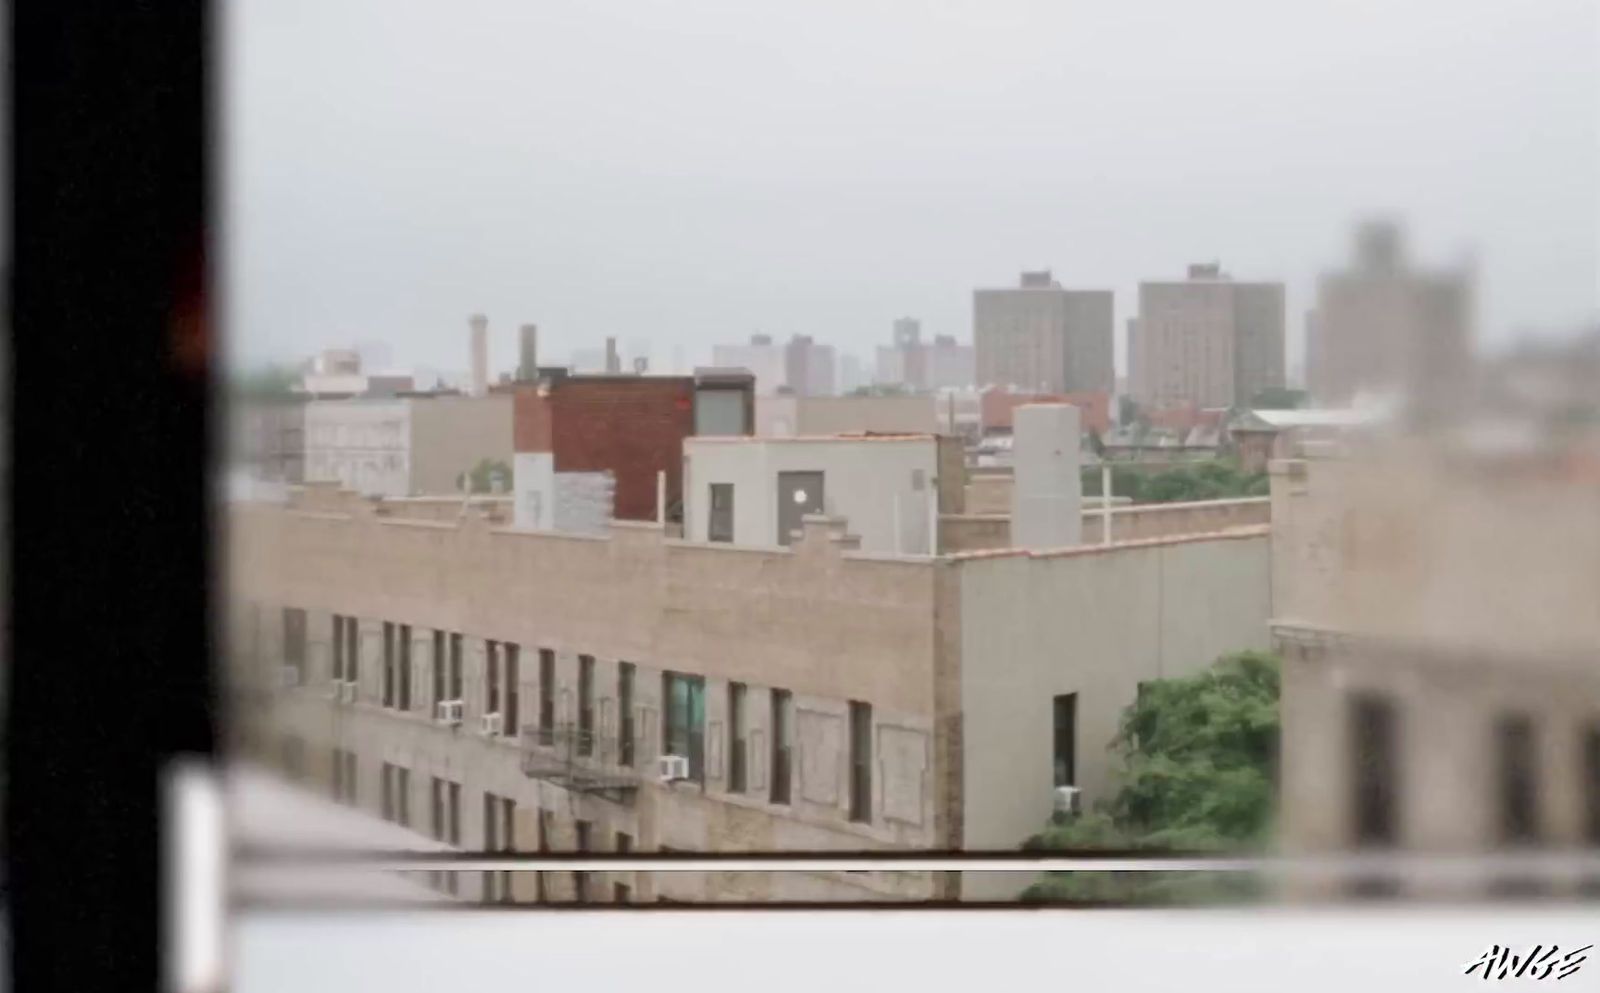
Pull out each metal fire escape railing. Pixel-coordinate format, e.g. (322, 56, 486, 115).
(520, 721, 641, 804)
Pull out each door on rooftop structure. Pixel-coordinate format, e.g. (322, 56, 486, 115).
(776, 471, 825, 546)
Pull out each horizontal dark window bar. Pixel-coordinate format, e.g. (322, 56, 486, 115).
(231, 889, 1600, 915)
(233, 845, 1231, 865)
(233, 848, 1600, 876)
(232, 897, 1163, 914)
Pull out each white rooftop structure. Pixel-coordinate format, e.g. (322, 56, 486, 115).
(227, 764, 456, 904)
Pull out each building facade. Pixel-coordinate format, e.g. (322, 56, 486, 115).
(1270, 441, 1600, 897)
(682, 434, 964, 555)
(876, 318, 976, 392)
(1305, 221, 1473, 416)
(228, 475, 1272, 903)
(1130, 262, 1285, 410)
(508, 371, 754, 526)
(303, 394, 514, 497)
(974, 271, 1113, 395)
(231, 396, 307, 484)
(713, 334, 835, 397)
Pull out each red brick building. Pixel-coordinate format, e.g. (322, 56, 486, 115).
(980, 388, 1110, 436)
(505, 371, 753, 521)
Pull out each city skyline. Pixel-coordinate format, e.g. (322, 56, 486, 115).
(226, 0, 1597, 376)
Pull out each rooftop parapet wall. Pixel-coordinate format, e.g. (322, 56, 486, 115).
(939, 497, 1271, 553)
(229, 491, 941, 715)
(1268, 447, 1600, 668)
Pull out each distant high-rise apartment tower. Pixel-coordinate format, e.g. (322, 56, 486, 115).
(468, 314, 489, 397)
(784, 334, 836, 396)
(973, 271, 1113, 394)
(1129, 263, 1285, 410)
(1306, 220, 1472, 416)
(713, 333, 834, 395)
(876, 318, 975, 391)
(712, 334, 787, 395)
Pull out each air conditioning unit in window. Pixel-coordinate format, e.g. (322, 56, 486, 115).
(480, 712, 502, 737)
(279, 666, 301, 689)
(657, 754, 690, 783)
(435, 699, 463, 726)
(1052, 785, 1081, 817)
(337, 680, 358, 705)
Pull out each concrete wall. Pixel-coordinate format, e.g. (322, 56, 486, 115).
(756, 394, 940, 437)
(683, 437, 943, 555)
(796, 395, 939, 436)
(954, 530, 1272, 890)
(939, 497, 1271, 553)
(228, 494, 946, 903)
(409, 394, 514, 496)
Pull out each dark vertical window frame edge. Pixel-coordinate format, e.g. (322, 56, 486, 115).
(8, 2, 217, 991)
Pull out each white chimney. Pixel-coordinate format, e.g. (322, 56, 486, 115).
(469, 314, 489, 396)
(1011, 403, 1083, 550)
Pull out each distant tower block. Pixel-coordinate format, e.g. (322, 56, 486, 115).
(518, 323, 539, 382)
(469, 314, 489, 396)
(1011, 403, 1083, 550)
(604, 337, 620, 374)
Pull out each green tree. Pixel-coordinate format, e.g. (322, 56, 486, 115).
(1249, 386, 1307, 410)
(230, 363, 302, 400)
(457, 458, 512, 494)
(1021, 650, 1280, 904)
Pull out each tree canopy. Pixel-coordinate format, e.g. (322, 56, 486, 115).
(1081, 459, 1268, 503)
(1021, 650, 1280, 904)
(229, 363, 302, 400)
(457, 458, 512, 494)
(1249, 386, 1308, 410)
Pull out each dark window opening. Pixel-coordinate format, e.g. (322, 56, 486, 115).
(708, 482, 734, 542)
(1052, 693, 1077, 789)
(578, 655, 595, 756)
(1350, 693, 1399, 853)
(770, 689, 792, 804)
(618, 662, 636, 766)
(728, 683, 747, 793)
(382, 622, 396, 707)
(1497, 713, 1539, 846)
(398, 625, 412, 710)
(432, 630, 445, 706)
(283, 608, 307, 680)
(486, 640, 500, 718)
(849, 700, 872, 823)
(504, 644, 520, 737)
(574, 820, 592, 903)
(538, 649, 556, 746)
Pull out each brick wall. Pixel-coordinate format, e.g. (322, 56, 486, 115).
(550, 379, 695, 522)
(981, 389, 1110, 435)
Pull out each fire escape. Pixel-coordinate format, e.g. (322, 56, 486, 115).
(520, 720, 641, 806)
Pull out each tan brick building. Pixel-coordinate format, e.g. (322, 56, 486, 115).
(1270, 438, 1600, 896)
(228, 480, 1272, 903)
(1129, 262, 1285, 410)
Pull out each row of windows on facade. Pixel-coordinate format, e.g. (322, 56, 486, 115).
(278, 607, 878, 824)
(293, 742, 632, 903)
(1349, 693, 1600, 849)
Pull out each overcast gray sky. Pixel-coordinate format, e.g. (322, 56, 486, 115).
(224, 0, 1598, 379)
